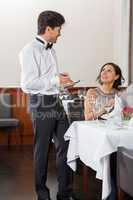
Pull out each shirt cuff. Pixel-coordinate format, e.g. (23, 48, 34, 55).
(51, 75, 60, 88)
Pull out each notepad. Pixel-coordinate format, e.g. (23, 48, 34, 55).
(63, 80, 80, 88)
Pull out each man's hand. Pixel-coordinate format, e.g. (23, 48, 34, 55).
(59, 72, 74, 87)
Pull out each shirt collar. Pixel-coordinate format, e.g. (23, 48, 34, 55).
(36, 35, 52, 49)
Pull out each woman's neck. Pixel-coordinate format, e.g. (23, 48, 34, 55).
(99, 83, 114, 94)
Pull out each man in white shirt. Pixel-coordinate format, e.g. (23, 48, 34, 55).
(19, 11, 78, 200)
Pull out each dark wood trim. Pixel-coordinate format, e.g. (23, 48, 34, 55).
(0, 88, 33, 145)
(0, 86, 126, 145)
(118, 187, 126, 200)
(0, 87, 92, 145)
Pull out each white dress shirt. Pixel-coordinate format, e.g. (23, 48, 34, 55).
(19, 35, 60, 95)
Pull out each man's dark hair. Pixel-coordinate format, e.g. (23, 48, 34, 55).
(96, 62, 125, 89)
(37, 10, 65, 34)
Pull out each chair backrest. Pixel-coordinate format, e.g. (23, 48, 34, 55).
(0, 93, 11, 118)
(67, 100, 85, 124)
(117, 147, 133, 197)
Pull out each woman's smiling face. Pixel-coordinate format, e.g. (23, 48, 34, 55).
(100, 64, 119, 84)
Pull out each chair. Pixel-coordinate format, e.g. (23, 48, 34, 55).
(0, 93, 19, 145)
(117, 147, 133, 200)
(67, 100, 85, 123)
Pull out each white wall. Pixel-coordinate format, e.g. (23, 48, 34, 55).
(113, 0, 130, 85)
(0, 0, 129, 87)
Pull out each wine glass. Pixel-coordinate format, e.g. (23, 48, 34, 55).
(61, 88, 69, 100)
(78, 90, 84, 100)
(93, 98, 101, 121)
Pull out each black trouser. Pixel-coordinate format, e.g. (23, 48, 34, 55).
(107, 152, 117, 200)
(28, 94, 73, 200)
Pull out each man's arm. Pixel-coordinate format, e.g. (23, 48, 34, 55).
(19, 48, 59, 92)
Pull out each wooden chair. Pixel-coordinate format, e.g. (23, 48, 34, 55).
(0, 93, 20, 145)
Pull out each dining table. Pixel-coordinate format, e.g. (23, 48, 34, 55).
(64, 120, 133, 200)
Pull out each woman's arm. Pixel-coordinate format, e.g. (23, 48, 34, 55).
(84, 89, 96, 120)
(84, 89, 108, 120)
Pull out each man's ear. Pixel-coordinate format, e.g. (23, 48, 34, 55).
(46, 26, 53, 32)
(45, 26, 50, 32)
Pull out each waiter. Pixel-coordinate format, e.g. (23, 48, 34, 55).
(19, 10, 78, 200)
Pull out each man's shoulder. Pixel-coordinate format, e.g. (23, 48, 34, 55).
(19, 40, 41, 56)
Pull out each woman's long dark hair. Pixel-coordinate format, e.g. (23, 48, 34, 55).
(96, 62, 125, 89)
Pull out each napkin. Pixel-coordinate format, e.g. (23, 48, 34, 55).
(102, 95, 123, 127)
(128, 117, 133, 129)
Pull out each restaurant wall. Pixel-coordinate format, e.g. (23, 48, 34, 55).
(0, 0, 129, 87)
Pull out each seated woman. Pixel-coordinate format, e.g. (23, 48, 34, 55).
(84, 62, 125, 121)
(84, 62, 125, 200)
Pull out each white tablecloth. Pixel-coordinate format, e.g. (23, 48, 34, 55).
(64, 120, 133, 200)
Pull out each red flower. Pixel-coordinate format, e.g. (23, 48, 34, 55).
(123, 106, 133, 113)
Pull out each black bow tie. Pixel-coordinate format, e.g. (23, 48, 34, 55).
(46, 43, 53, 50)
(36, 37, 53, 50)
